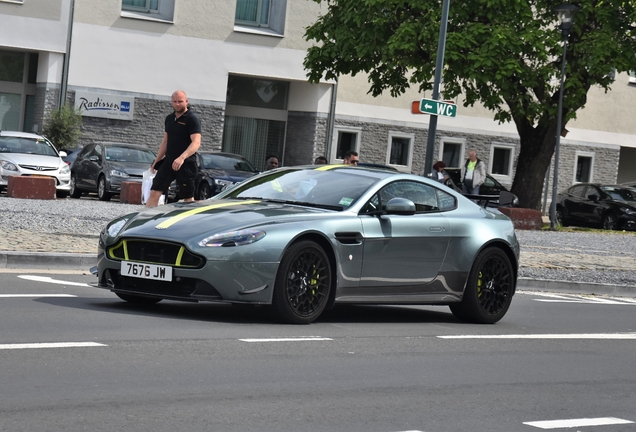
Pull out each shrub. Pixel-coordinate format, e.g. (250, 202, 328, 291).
(42, 105, 83, 150)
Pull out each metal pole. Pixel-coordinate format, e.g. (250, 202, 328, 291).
(423, 0, 450, 177)
(549, 34, 568, 230)
(59, 0, 75, 107)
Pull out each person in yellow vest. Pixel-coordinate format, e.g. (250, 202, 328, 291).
(460, 150, 486, 195)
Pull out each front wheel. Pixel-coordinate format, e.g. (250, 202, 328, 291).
(272, 240, 332, 324)
(98, 176, 111, 201)
(197, 183, 212, 200)
(115, 293, 162, 305)
(69, 174, 82, 198)
(450, 247, 515, 324)
(602, 213, 617, 230)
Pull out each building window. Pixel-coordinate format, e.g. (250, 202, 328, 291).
(488, 142, 516, 184)
(222, 116, 285, 172)
(227, 76, 288, 110)
(234, 0, 286, 36)
(121, 0, 174, 22)
(331, 127, 361, 163)
(439, 138, 465, 168)
(574, 151, 594, 183)
(386, 132, 414, 172)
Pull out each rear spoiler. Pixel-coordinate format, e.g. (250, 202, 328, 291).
(463, 191, 518, 208)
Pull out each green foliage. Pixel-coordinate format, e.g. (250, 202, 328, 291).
(304, 0, 636, 208)
(42, 105, 83, 150)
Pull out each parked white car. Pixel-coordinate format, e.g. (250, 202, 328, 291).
(0, 131, 71, 198)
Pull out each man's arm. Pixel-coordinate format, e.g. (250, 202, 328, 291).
(171, 132, 201, 171)
(152, 132, 168, 171)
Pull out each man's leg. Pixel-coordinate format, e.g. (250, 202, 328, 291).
(145, 189, 164, 207)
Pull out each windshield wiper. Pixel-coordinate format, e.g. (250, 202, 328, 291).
(259, 198, 343, 211)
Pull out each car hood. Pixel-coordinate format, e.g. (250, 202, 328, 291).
(107, 161, 150, 176)
(114, 199, 335, 243)
(1, 152, 63, 167)
(200, 168, 255, 183)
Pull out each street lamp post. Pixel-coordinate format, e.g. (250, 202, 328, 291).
(550, 3, 579, 230)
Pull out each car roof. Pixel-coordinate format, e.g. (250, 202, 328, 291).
(0, 130, 47, 139)
(93, 142, 151, 149)
(198, 151, 247, 159)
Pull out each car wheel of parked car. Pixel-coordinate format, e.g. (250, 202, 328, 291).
(272, 240, 332, 324)
(198, 183, 212, 200)
(56, 190, 68, 199)
(97, 176, 111, 201)
(602, 212, 617, 230)
(449, 247, 515, 324)
(556, 207, 569, 227)
(115, 293, 162, 305)
(69, 174, 82, 199)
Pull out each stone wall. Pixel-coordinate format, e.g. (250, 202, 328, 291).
(284, 111, 327, 166)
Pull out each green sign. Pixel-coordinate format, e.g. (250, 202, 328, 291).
(418, 98, 457, 118)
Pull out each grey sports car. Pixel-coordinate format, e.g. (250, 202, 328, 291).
(94, 165, 519, 324)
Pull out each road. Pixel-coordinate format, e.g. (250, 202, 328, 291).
(1, 270, 635, 432)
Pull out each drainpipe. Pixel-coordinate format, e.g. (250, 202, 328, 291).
(324, 78, 338, 161)
(59, 0, 75, 107)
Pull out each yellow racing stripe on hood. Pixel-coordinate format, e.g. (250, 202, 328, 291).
(314, 164, 342, 171)
(156, 200, 260, 230)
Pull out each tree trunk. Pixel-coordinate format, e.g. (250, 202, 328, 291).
(510, 125, 558, 210)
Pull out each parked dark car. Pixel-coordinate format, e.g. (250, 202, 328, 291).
(70, 142, 155, 201)
(444, 168, 509, 195)
(556, 183, 636, 230)
(193, 151, 258, 200)
(60, 146, 84, 167)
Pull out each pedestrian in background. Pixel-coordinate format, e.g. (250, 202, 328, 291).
(460, 150, 486, 194)
(342, 150, 359, 165)
(265, 154, 279, 170)
(147, 90, 201, 207)
(314, 156, 328, 164)
(433, 161, 450, 184)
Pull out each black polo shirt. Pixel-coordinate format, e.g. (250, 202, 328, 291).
(164, 109, 202, 161)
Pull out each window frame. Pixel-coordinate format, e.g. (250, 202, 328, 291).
(331, 126, 361, 164)
(488, 142, 516, 184)
(120, 0, 174, 23)
(385, 131, 414, 173)
(438, 137, 466, 168)
(573, 150, 595, 184)
(234, 0, 287, 37)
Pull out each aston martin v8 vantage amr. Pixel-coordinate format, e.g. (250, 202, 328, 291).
(94, 165, 519, 324)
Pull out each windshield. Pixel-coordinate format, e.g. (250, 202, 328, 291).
(216, 167, 381, 210)
(201, 154, 255, 172)
(600, 186, 636, 202)
(0, 136, 59, 157)
(105, 146, 155, 163)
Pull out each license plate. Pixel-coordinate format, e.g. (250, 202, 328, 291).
(121, 261, 172, 281)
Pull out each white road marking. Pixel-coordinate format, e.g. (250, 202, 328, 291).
(523, 417, 634, 429)
(0, 342, 107, 350)
(524, 292, 636, 305)
(18, 275, 90, 287)
(0, 294, 76, 298)
(239, 337, 333, 342)
(438, 333, 636, 340)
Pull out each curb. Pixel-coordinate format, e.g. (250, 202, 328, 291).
(0, 251, 97, 270)
(517, 277, 636, 297)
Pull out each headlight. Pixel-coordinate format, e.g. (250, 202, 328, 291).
(110, 169, 129, 178)
(107, 219, 127, 237)
(0, 160, 18, 172)
(199, 229, 266, 247)
(620, 207, 636, 215)
(214, 179, 233, 187)
(60, 164, 70, 175)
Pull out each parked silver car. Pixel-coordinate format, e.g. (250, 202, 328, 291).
(0, 131, 71, 198)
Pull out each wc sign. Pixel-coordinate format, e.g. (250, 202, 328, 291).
(75, 91, 135, 121)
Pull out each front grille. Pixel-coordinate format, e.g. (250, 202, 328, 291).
(19, 164, 57, 172)
(103, 270, 222, 300)
(107, 239, 204, 268)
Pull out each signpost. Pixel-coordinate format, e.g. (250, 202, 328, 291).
(411, 98, 457, 117)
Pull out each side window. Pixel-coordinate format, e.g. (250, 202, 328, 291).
(78, 145, 94, 160)
(436, 188, 457, 211)
(234, 0, 287, 36)
(569, 185, 586, 197)
(380, 181, 440, 213)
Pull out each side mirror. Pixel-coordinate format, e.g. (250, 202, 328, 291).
(499, 191, 518, 207)
(385, 197, 416, 215)
(587, 194, 599, 202)
(59, 151, 68, 157)
(89, 155, 100, 162)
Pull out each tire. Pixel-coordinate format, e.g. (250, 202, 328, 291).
(56, 190, 69, 199)
(450, 247, 515, 324)
(198, 183, 212, 200)
(97, 176, 111, 201)
(115, 292, 162, 305)
(272, 240, 332, 324)
(602, 213, 617, 230)
(556, 207, 568, 227)
(69, 174, 82, 198)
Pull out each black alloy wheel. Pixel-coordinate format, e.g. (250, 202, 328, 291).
(602, 213, 617, 230)
(556, 207, 568, 227)
(272, 240, 332, 324)
(198, 182, 212, 200)
(450, 247, 515, 324)
(98, 176, 112, 201)
(69, 174, 82, 198)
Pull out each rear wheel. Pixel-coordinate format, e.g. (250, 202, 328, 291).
(115, 293, 162, 304)
(272, 240, 332, 324)
(97, 176, 111, 201)
(555, 207, 568, 227)
(450, 247, 515, 324)
(602, 213, 617, 230)
(197, 183, 212, 200)
(69, 174, 82, 198)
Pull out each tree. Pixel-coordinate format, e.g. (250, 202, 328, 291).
(303, 0, 636, 209)
(42, 105, 83, 151)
